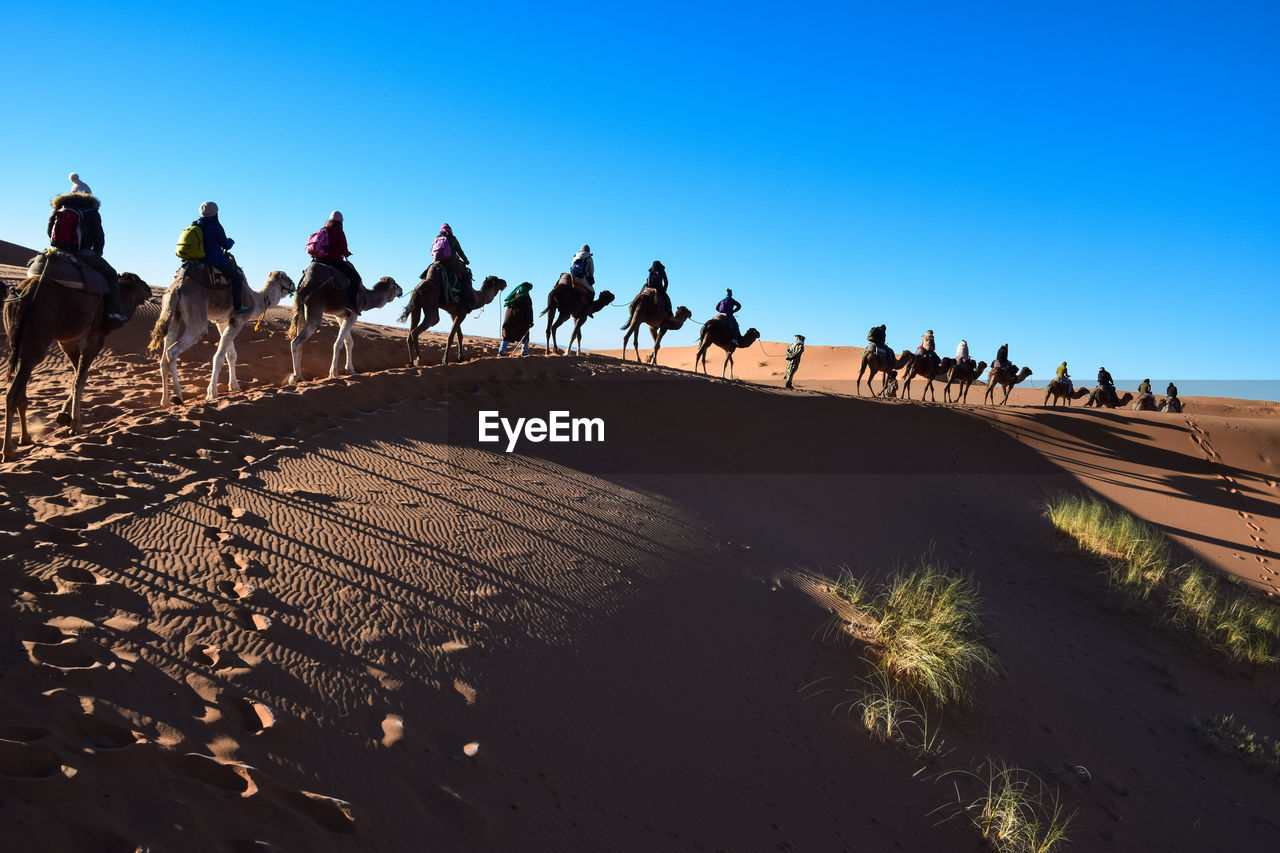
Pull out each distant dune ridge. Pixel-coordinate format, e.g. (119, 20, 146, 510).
(2, 263, 1280, 850)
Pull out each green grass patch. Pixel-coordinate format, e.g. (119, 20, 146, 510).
(1044, 493, 1280, 666)
(828, 561, 997, 709)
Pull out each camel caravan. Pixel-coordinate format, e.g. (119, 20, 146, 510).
(2, 176, 1188, 461)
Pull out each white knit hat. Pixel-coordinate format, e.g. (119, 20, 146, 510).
(68, 172, 92, 195)
(200, 201, 218, 216)
(329, 210, 343, 222)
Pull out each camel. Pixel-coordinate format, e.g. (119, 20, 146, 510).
(1132, 392, 1158, 411)
(1160, 396, 1183, 414)
(943, 359, 988, 404)
(983, 364, 1034, 405)
(1042, 376, 1090, 406)
(400, 266, 506, 365)
(1083, 386, 1134, 409)
(285, 264, 402, 384)
(898, 351, 956, 401)
(4, 270, 151, 461)
(692, 314, 761, 377)
(620, 290, 692, 364)
(540, 274, 615, 355)
(856, 345, 909, 396)
(148, 268, 296, 406)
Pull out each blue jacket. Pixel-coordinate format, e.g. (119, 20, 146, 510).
(196, 215, 234, 267)
(716, 296, 740, 315)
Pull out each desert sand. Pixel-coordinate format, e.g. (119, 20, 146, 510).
(3, 271, 1279, 851)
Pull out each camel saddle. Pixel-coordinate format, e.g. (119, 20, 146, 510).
(569, 275, 594, 298)
(430, 261, 471, 305)
(178, 259, 235, 289)
(297, 260, 350, 301)
(25, 250, 108, 294)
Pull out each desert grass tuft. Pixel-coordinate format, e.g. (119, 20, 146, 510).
(827, 560, 997, 710)
(1045, 492, 1280, 666)
(939, 760, 1075, 853)
(842, 669, 945, 760)
(1195, 713, 1280, 779)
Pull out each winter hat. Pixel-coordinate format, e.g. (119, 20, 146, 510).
(795, 334, 805, 342)
(200, 201, 218, 216)
(68, 172, 92, 195)
(579, 244, 591, 255)
(439, 223, 453, 235)
(329, 210, 343, 222)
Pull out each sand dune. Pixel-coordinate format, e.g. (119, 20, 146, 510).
(3, 302, 1279, 850)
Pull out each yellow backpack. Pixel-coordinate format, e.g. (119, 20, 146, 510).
(176, 223, 205, 259)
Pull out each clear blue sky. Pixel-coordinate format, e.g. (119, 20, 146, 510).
(2, 1, 1276, 378)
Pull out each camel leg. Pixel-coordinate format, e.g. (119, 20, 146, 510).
(924, 377, 935, 402)
(4, 358, 36, 461)
(330, 314, 357, 377)
(455, 316, 465, 363)
(406, 309, 421, 366)
(650, 328, 662, 365)
(207, 322, 234, 400)
(225, 339, 242, 394)
(550, 314, 571, 355)
(286, 313, 318, 386)
(569, 319, 586, 356)
(621, 325, 634, 362)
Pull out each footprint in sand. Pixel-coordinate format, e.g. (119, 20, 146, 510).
(60, 713, 137, 752)
(217, 580, 256, 600)
(225, 697, 276, 735)
(233, 608, 272, 632)
(186, 644, 249, 671)
(174, 752, 259, 798)
(292, 790, 356, 833)
(220, 551, 254, 573)
(0, 734, 69, 780)
(24, 637, 112, 672)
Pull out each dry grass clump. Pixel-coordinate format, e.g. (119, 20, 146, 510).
(939, 760, 1075, 853)
(842, 669, 944, 760)
(1195, 713, 1280, 780)
(829, 561, 997, 710)
(1044, 493, 1280, 666)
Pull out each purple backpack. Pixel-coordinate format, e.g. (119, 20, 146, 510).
(306, 228, 331, 258)
(431, 234, 452, 261)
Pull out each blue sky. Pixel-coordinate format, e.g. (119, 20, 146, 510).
(2, 1, 1276, 378)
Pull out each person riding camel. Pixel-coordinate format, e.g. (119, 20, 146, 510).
(431, 223, 471, 307)
(646, 260, 672, 315)
(1056, 361, 1072, 392)
(916, 329, 937, 369)
(1166, 381, 1178, 398)
(955, 339, 972, 371)
(1138, 378, 1152, 395)
(1097, 366, 1118, 405)
(568, 244, 595, 296)
(193, 201, 251, 315)
(716, 288, 743, 345)
(993, 343, 1010, 373)
(307, 211, 363, 315)
(46, 176, 126, 324)
(867, 324, 888, 359)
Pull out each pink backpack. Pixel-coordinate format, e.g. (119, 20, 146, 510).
(306, 228, 331, 258)
(431, 234, 452, 261)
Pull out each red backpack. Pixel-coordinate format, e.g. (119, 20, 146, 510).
(51, 207, 83, 250)
(306, 227, 332, 258)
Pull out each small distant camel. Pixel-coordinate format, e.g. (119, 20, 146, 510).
(692, 315, 760, 377)
(983, 364, 1034, 405)
(4, 269, 151, 460)
(148, 268, 296, 406)
(898, 351, 956, 401)
(943, 359, 988, 404)
(620, 291, 692, 364)
(1132, 392, 1158, 411)
(400, 268, 506, 365)
(1083, 386, 1134, 409)
(1043, 376, 1090, 406)
(285, 265, 402, 384)
(856, 345, 909, 396)
(541, 275, 615, 355)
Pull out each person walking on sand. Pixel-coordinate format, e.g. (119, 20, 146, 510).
(194, 201, 251, 315)
(784, 334, 805, 389)
(307, 211, 363, 314)
(46, 178, 126, 324)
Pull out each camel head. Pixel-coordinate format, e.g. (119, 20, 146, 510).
(739, 328, 761, 346)
(480, 275, 507, 296)
(1119, 391, 1134, 406)
(374, 276, 404, 302)
(673, 305, 692, 323)
(591, 290, 615, 313)
(118, 272, 153, 307)
(1015, 366, 1033, 384)
(266, 269, 297, 296)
